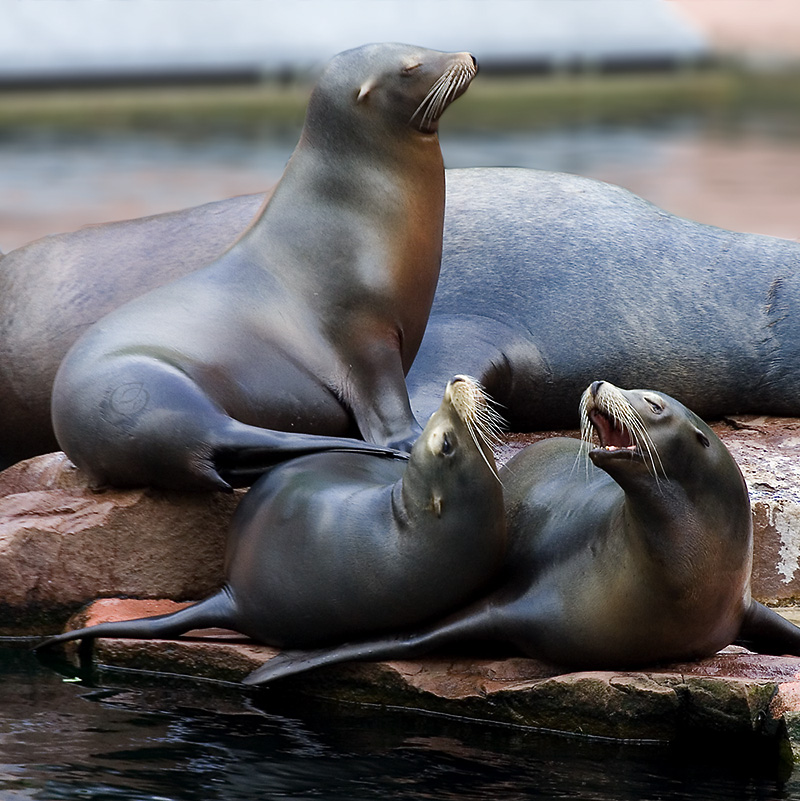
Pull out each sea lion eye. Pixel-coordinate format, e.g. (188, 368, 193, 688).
(402, 63, 421, 75)
(441, 432, 453, 455)
(645, 397, 663, 414)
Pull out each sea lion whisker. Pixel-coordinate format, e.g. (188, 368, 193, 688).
(473, 398, 505, 442)
(609, 399, 664, 477)
(428, 76, 456, 124)
(465, 417, 501, 482)
(571, 443, 590, 481)
(410, 61, 474, 129)
(615, 405, 666, 481)
(628, 421, 660, 477)
(579, 396, 595, 476)
(437, 70, 463, 111)
(448, 376, 504, 481)
(410, 71, 450, 125)
(631, 421, 665, 479)
(444, 66, 473, 110)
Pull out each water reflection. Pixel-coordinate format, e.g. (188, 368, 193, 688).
(0, 647, 797, 801)
(1, 112, 798, 253)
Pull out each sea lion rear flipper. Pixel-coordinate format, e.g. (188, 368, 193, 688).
(735, 601, 800, 656)
(244, 648, 344, 685)
(243, 604, 495, 686)
(243, 636, 413, 686)
(34, 590, 237, 651)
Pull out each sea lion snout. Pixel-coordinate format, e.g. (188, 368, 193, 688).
(408, 50, 477, 133)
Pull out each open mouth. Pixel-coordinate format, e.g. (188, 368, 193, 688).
(589, 410, 638, 456)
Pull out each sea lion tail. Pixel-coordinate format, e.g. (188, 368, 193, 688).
(34, 589, 238, 651)
(735, 601, 800, 656)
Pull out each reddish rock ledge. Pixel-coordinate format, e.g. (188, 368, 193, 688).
(52, 597, 800, 755)
(0, 452, 240, 633)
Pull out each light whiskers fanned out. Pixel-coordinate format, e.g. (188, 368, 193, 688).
(447, 375, 504, 479)
(579, 383, 665, 478)
(410, 60, 477, 132)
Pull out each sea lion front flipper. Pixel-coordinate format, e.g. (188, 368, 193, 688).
(344, 341, 423, 453)
(212, 419, 408, 488)
(735, 601, 800, 656)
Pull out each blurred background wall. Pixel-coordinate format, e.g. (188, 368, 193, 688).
(0, 0, 707, 84)
(0, 0, 798, 251)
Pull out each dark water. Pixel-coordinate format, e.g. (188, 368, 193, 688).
(1, 646, 798, 801)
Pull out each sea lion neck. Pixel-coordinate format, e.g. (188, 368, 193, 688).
(240, 126, 445, 338)
(297, 96, 446, 174)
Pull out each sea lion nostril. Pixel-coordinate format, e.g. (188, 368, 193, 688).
(590, 380, 604, 397)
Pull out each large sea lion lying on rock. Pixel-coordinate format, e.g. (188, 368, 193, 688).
(37, 377, 507, 662)
(2, 167, 799, 473)
(409, 168, 800, 428)
(3, 29, 800, 475)
(232, 381, 800, 685)
(44, 43, 477, 490)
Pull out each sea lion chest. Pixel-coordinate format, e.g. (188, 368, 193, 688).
(224, 435, 501, 648)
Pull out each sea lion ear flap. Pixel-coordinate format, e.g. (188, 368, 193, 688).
(695, 428, 711, 448)
(356, 81, 374, 103)
(431, 495, 443, 518)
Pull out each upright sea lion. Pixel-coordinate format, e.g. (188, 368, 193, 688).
(241, 381, 800, 685)
(37, 376, 507, 652)
(47, 43, 477, 490)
